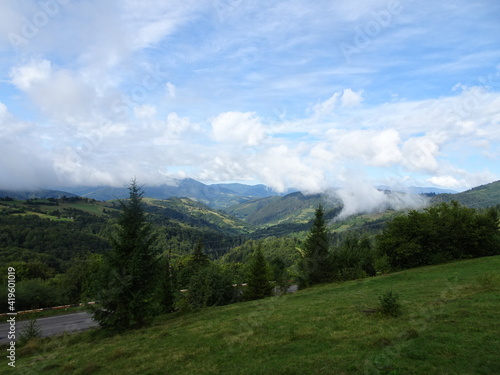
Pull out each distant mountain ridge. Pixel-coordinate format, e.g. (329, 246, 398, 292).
(58, 179, 284, 209)
(0, 189, 77, 200)
(377, 186, 458, 195)
(2, 179, 499, 214)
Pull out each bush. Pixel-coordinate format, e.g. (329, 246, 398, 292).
(174, 296, 192, 314)
(374, 254, 391, 274)
(19, 316, 42, 346)
(378, 291, 402, 317)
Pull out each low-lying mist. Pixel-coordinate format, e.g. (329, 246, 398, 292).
(327, 184, 430, 220)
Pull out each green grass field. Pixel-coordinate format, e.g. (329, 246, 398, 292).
(3, 256, 499, 375)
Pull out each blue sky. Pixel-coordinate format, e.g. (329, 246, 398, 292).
(0, 0, 499, 193)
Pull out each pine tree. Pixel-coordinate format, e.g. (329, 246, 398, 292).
(92, 180, 158, 330)
(244, 245, 273, 301)
(299, 204, 331, 287)
(191, 239, 210, 268)
(159, 257, 175, 313)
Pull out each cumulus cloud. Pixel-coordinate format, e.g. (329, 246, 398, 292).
(0, 0, 498, 197)
(211, 111, 267, 146)
(312, 89, 365, 118)
(10, 59, 52, 89)
(340, 88, 364, 107)
(334, 128, 403, 166)
(10, 59, 102, 125)
(401, 137, 440, 172)
(252, 145, 326, 193)
(153, 112, 202, 142)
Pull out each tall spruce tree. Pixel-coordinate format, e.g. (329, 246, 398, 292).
(299, 204, 331, 287)
(93, 180, 158, 330)
(244, 245, 273, 301)
(158, 256, 175, 314)
(191, 239, 210, 268)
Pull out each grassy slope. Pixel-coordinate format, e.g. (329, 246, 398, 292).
(6, 256, 499, 375)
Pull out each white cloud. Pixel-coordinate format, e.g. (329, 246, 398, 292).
(134, 104, 157, 119)
(311, 89, 365, 118)
(252, 145, 326, 194)
(312, 92, 340, 118)
(165, 82, 176, 98)
(334, 128, 403, 166)
(153, 112, 201, 143)
(0, 0, 498, 195)
(427, 175, 460, 188)
(211, 111, 266, 146)
(10, 59, 51, 90)
(401, 137, 439, 172)
(10, 59, 103, 125)
(341, 88, 364, 107)
(334, 185, 428, 219)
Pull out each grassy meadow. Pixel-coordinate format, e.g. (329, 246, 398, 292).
(3, 256, 499, 375)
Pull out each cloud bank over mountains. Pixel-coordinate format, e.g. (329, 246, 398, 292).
(0, 0, 499, 195)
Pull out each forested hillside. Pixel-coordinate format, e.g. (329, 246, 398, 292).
(0, 196, 248, 272)
(226, 191, 340, 225)
(431, 180, 500, 208)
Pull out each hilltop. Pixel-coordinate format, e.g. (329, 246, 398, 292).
(5, 255, 499, 375)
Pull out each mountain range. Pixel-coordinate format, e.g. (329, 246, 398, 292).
(0, 178, 461, 205)
(1, 180, 499, 266)
(55, 179, 285, 209)
(1, 179, 499, 224)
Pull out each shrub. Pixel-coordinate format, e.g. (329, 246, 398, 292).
(174, 296, 192, 314)
(378, 291, 402, 317)
(19, 316, 42, 346)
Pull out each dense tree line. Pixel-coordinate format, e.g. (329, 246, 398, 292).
(297, 202, 499, 288)
(376, 202, 500, 269)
